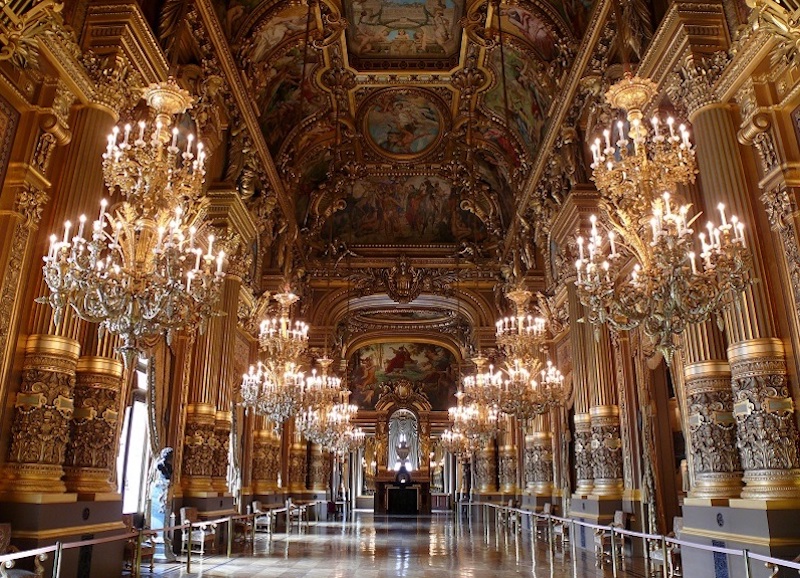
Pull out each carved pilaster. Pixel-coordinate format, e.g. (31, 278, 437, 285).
(498, 445, 516, 494)
(529, 432, 554, 496)
(63, 356, 123, 493)
(524, 435, 536, 493)
(474, 443, 497, 493)
(288, 438, 308, 493)
(729, 339, 800, 499)
(590, 406, 623, 498)
(3, 335, 79, 493)
(309, 444, 329, 492)
(252, 428, 279, 494)
(685, 361, 742, 498)
(210, 413, 231, 494)
(761, 186, 800, 325)
(574, 413, 594, 496)
(181, 404, 216, 496)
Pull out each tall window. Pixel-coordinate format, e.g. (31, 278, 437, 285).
(117, 358, 152, 514)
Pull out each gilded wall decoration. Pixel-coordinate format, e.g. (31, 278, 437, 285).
(474, 445, 497, 492)
(687, 386, 741, 477)
(498, 448, 517, 490)
(761, 185, 800, 323)
(0, 89, 19, 185)
(359, 88, 448, 161)
(182, 421, 216, 478)
(573, 424, 594, 485)
(288, 443, 308, 489)
(9, 364, 74, 465)
(211, 425, 231, 480)
(65, 373, 120, 473)
(529, 437, 554, 484)
(730, 355, 800, 472)
(344, 0, 463, 69)
(348, 342, 457, 410)
(590, 422, 623, 481)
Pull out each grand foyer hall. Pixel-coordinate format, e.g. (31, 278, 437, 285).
(4, 0, 800, 575)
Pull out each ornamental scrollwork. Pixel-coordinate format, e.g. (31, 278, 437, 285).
(591, 422, 623, 481)
(731, 356, 800, 472)
(686, 383, 741, 476)
(65, 373, 121, 471)
(9, 364, 75, 465)
(182, 420, 215, 477)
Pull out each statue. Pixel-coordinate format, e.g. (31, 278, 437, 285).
(149, 447, 177, 562)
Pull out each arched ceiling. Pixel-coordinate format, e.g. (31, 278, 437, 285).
(212, 0, 585, 260)
(161, 0, 651, 360)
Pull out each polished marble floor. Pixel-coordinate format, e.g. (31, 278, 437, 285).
(148, 512, 648, 577)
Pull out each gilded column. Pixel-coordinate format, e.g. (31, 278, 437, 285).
(498, 415, 517, 494)
(251, 416, 280, 496)
(568, 283, 594, 496)
(287, 426, 308, 493)
(587, 324, 623, 498)
(309, 443, 329, 493)
(474, 442, 497, 493)
(523, 433, 536, 493)
(529, 413, 554, 496)
(64, 329, 124, 494)
(676, 70, 800, 498)
(5, 335, 79, 492)
(684, 321, 742, 498)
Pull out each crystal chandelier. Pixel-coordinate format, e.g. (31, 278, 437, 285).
(241, 361, 306, 423)
(575, 73, 752, 360)
(299, 389, 363, 455)
(449, 390, 499, 443)
(495, 287, 547, 363)
(440, 429, 469, 455)
(499, 358, 544, 420)
(302, 356, 342, 409)
(461, 355, 502, 408)
(240, 290, 311, 422)
(38, 80, 222, 364)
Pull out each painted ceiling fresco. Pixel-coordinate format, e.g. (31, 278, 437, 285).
(344, 0, 464, 68)
(348, 342, 458, 411)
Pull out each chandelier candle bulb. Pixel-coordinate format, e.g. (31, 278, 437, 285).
(689, 252, 697, 274)
(718, 203, 728, 227)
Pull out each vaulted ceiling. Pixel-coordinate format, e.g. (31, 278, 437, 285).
(154, 0, 652, 357)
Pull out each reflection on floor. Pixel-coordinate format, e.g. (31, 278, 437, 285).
(149, 512, 647, 577)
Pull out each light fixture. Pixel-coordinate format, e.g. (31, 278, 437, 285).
(449, 390, 499, 443)
(440, 429, 469, 455)
(38, 79, 222, 365)
(575, 73, 752, 360)
(461, 354, 502, 409)
(240, 290, 311, 422)
(495, 287, 547, 364)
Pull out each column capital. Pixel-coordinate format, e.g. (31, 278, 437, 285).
(666, 51, 731, 121)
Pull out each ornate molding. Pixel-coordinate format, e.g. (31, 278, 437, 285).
(349, 255, 456, 304)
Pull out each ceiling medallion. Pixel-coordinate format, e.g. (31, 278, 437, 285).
(358, 87, 449, 162)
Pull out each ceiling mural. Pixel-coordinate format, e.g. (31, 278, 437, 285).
(348, 342, 458, 411)
(324, 174, 487, 245)
(361, 88, 447, 159)
(482, 43, 552, 158)
(344, 0, 464, 69)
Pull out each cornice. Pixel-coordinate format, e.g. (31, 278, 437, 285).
(206, 187, 259, 245)
(82, 1, 168, 84)
(637, 0, 728, 89)
(193, 0, 294, 240)
(506, 0, 614, 257)
(716, 28, 776, 103)
(37, 34, 94, 104)
(548, 185, 600, 247)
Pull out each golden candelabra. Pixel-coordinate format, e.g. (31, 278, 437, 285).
(495, 288, 547, 363)
(448, 390, 499, 443)
(38, 80, 222, 365)
(576, 74, 752, 359)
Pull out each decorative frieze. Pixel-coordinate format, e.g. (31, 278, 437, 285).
(5, 335, 79, 493)
(729, 339, 800, 498)
(64, 357, 123, 493)
(685, 361, 742, 498)
(288, 440, 308, 492)
(474, 443, 497, 493)
(498, 445, 516, 494)
(574, 413, 594, 495)
(590, 406, 623, 498)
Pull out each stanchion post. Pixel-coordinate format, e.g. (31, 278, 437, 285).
(251, 513, 256, 554)
(134, 530, 143, 578)
(743, 549, 752, 578)
(186, 522, 192, 574)
(571, 520, 579, 577)
(52, 541, 63, 578)
(661, 537, 668, 578)
(611, 529, 618, 577)
(227, 516, 234, 558)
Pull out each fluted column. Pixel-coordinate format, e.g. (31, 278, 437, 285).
(529, 413, 554, 496)
(251, 416, 280, 495)
(288, 426, 308, 493)
(568, 282, 594, 496)
(64, 329, 124, 494)
(4, 335, 80, 492)
(309, 444, 329, 493)
(684, 320, 742, 498)
(587, 324, 623, 498)
(688, 99, 800, 498)
(498, 415, 517, 493)
(474, 442, 497, 493)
